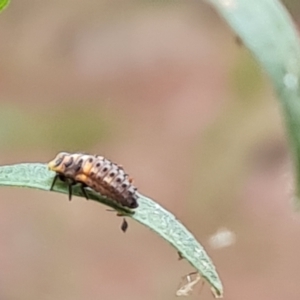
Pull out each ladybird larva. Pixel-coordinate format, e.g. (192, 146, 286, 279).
(48, 152, 139, 209)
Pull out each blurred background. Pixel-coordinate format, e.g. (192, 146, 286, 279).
(0, 0, 299, 299)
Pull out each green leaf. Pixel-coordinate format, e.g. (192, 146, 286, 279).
(0, 0, 10, 12)
(0, 163, 223, 297)
(206, 0, 300, 207)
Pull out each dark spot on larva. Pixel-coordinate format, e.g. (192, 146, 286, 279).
(122, 183, 128, 188)
(76, 159, 83, 169)
(96, 162, 101, 168)
(75, 164, 81, 172)
(109, 172, 115, 177)
(54, 156, 64, 167)
(97, 175, 101, 180)
(88, 158, 93, 163)
(116, 178, 122, 183)
(90, 172, 94, 176)
(64, 157, 74, 168)
(103, 167, 108, 172)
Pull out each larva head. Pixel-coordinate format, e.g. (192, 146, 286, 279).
(48, 152, 74, 174)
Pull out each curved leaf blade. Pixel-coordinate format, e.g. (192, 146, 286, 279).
(0, 163, 223, 297)
(206, 0, 300, 206)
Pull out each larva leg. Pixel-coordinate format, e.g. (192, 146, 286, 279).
(50, 174, 73, 201)
(79, 184, 89, 200)
(50, 174, 59, 191)
(68, 182, 73, 201)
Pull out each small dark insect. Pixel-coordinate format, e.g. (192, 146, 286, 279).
(234, 35, 243, 47)
(177, 251, 184, 260)
(48, 152, 139, 232)
(121, 218, 128, 233)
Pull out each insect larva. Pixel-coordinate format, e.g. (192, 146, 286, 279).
(48, 152, 139, 232)
(48, 152, 138, 207)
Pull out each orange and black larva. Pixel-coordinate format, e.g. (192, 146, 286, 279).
(48, 152, 139, 231)
(48, 152, 138, 208)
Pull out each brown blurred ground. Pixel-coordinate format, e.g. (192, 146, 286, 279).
(0, 0, 299, 299)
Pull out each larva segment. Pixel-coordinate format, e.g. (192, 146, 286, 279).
(102, 164, 121, 185)
(75, 173, 111, 198)
(48, 152, 139, 210)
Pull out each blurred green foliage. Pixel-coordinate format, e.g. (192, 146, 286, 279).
(0, 0, 10, 12)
